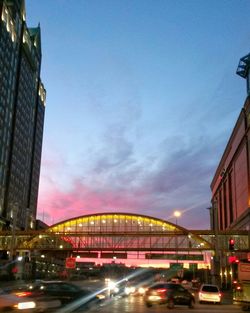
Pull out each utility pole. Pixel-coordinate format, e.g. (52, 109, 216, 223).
(174, 211, 181, 268)
(211, 202, 221, 286)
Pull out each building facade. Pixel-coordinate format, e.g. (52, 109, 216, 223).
(210, 53, 250, 233)
(0, 0, 46, 230)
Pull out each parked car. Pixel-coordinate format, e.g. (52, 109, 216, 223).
(198, 284, 222, 304)
(144, 282, 195, 309)
(5, 281, 105, 312)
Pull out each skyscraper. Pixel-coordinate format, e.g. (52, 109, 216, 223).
(0, 0, 46, 230)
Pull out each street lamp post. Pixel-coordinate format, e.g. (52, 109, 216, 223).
(174, 211, 181, 265)
(174, 211, 181, 225)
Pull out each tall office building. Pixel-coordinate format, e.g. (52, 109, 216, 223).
(0, 0, 46, 230)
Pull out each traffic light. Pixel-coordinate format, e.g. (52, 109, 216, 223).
(229, 238, 235, 251)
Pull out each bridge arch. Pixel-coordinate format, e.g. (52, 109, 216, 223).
(32, 212, 212, 252)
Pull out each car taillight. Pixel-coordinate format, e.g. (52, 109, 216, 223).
(15, 291, 32, 297)
(157, 288, 167, 293)
(219, 292, 222, 297)
(199, 292, 203, 297)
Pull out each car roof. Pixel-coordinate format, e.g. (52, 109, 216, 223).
(201, 284, 219, 287)
(36, 280, 64, 283)
(200, 284, 220, 291)
(150, 282, 180, 287)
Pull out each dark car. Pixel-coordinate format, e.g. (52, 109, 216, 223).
(6, 281, 105, 312)
(144, 282, 195, 309)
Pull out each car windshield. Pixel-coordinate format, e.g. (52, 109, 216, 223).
(202, 285, 219, 292)
(151, 284, 173, 289)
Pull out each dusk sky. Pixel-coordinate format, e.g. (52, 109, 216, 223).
(26, 0, 250, 229)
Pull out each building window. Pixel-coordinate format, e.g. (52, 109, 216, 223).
(223, 181, 228, 229)
(228, 171, 234, 224)
(219, 189, 223, 230)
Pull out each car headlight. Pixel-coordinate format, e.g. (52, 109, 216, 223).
(15, 301, 36, 310)
(108, 281, 116, 290)
(138, 287, 146, 295)
(125, 287, 131, 295)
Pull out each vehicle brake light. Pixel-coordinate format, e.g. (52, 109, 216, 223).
(219, 292, 222, 297)
(15, 291, 32, 297)
(157, 288, 167, 293)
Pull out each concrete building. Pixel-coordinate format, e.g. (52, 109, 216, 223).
(0, 0, 46, 230)
(210, 96, 250, 231)
(210, 53, 250, 287)
(210, 53, 250, 233)
(210, 54, 250, 233)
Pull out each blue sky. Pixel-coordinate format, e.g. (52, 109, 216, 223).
(26, 0, 250, 229)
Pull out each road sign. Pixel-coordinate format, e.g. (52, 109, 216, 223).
(65, 257, 76, 269)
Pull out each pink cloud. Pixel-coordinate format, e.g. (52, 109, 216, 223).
(37, 178, 150, 225)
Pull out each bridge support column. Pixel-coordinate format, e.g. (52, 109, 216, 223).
(211, 254, 221, 286)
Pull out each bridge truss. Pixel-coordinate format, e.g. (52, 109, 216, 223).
(0, 213, 248, 257)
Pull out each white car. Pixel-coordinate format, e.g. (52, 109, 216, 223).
(0, 289, 36, 312)
(198, 284, 222, 304)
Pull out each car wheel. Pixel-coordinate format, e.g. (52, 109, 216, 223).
(188, 299, 195, 309)
(146, 302, 152, 307)
(167, 299, 174, 309)
(242, 304, 250, 311)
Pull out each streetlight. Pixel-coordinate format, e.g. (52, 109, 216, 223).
(174, 211, 181, 225)
(174, 211, 181, 266)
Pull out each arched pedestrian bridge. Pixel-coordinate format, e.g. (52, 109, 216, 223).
(0, 213, 248, 260)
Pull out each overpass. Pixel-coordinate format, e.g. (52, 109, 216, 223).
(0, 212, 248, 259)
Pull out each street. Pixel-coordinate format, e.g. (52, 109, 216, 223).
(63, 280, 243, 313)
(85, 294, 243, 313)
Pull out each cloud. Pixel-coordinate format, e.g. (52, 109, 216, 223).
(37, 122, 223, 230)
(92, 124, 135, 173)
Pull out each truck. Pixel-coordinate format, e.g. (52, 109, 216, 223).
(233, 261, 250, 311)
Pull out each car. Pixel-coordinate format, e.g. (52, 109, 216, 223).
(198, 284, 222, 304)
(0, 288, 36, 312)
(137, 285, 148, 296)
(106, 279, 136, 297)
(6, 281, 105, 312)
(144, 282, 195, 309)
